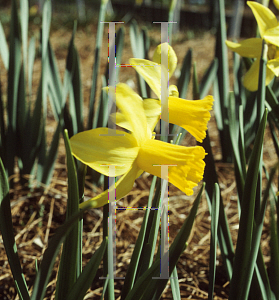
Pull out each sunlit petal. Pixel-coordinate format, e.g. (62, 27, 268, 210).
(115, 83, 148, 144)
(247, 1, 277, 36)
(226, 39, 262, 58)
(136, 139, 206, 195)
(70, 127, 139, 176)
(114, 98, 160, 134)
(266, 65, 277, 84)
(169, 85, 179, 97)
(114, 112, 132, 131)
(243, 59, 260, 91)
(264, 26, 279, 47)
(143, 98, 161, 130)
(267, 59, 279, 76)
(152, 43, 177, 77)
(129, 58, 161, 99)
(79, 163, 142, 209)
(274, 0, 279, 10)
(168, 96, 214, 142)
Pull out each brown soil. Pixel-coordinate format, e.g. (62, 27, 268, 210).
(0, 9, 277, 300)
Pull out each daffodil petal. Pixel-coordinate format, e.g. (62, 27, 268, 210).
(115, 83, 148, 143)
(247, 1, 278, 36)
(130, 58, 161, 99)
(80, 163, 142, 209)
(152, 43, 177, 77)
(274, 0, 279, 10)
(264, 26, 279, 47)
(226, 38, 262, 58)
(267, 59, 279, 76)
(136, 139, 206, 195)
(70, 127, 138, 176)
(169, 85, 179, 97)
(114, 99, 159, 134)
(265, 65, 276, 86)
(113, 112, 132, 132)
(168, 96, 214, 142)
(243, 59, 260, 91)
(143, 98, 161, 130)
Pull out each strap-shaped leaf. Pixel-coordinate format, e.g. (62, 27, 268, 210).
(20, 0, 28, 72)
(121, 176, 157, 299)
(88, 0, 108, 129)
(215, 0, 231, 162)
(55, 130, 80, 299)
(0, 21, 9, 69)
(30, 206, 90, 300)
(6, 0, 21, 178)
(0, 158, 30, 299)
(129, 20, 150, 99)
(124, 184, 204, 300)
(203, 132, 234, 279)
(199, 58, 218, 99)
(208, 183, 220, 300)
(170, 266, 181, 300)
(67, 238, 107, 300)
(229, 109, 268, 299)
(64, 22, 84, 136)
(177, 48, 192, 99)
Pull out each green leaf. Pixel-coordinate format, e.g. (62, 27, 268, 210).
(20, 0, 28, 72)
(67, 238, 107, 300)
(177, 48, 192, 99)
(0, 21, 9, 69)
(63, 21, 84, 136)
(40, 121, 61, 185)
(215, 0, 231, 162)
(135, 179, 163, 278)
(256, 41, 267, 132)
(270, 193, 279, 298)
(88, 0, 108, 129)
(192, 62, 199, 100)
(202, 132, 234, 279)
(6, 0, 22, 178)
(121, 176, 157, 299)
(27, 36, 36, 101)
(129, 20, 150, 98)
(0, 157, 30, 299)
(199, 58, 218, 99)
(47, 41, 63, 121)
(208, 183, 220, 300)
(41, 0, 52, 117)
(30, 205, 90, 300)
(229, 109, 268, 300)
(115, 26, 125, 81)
(228, 94, 245, 199)
(124, 184, 204, 300)
(170, 266, 181, 300)
(55, 130, 80, 299)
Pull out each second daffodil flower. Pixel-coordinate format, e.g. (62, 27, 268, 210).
(226, 1, 279, 91)
(70, 83, 207, 208)
(129, 43, 214, 142)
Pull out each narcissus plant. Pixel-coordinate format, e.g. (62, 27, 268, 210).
(226, 1, 279, 91)
(70, 84, 210, 208)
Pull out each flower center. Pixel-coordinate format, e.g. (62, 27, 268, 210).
(268, 44, 279, 60)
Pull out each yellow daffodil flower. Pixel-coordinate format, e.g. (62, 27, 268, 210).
(226, 1, 279, 91)
(129, 43, 214, 142)
(70, 83, 206, 208)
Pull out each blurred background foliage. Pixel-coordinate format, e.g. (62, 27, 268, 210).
(0, 0, 258, 38)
